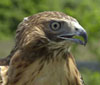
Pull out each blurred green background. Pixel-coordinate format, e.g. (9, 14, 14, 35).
(0, 0, 100, 84)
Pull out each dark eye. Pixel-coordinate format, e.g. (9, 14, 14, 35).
(50, 21, 61, 31)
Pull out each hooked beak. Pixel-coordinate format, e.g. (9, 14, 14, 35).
(57, 29, 88, 46)
(78, 31, 87, 45)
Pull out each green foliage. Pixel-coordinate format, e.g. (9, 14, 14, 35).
(81, 69, 100, 85)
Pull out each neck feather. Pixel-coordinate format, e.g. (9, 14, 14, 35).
(6, 41, 83, 85)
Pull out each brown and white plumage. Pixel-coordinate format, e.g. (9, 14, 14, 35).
(0, 11, 87, 85)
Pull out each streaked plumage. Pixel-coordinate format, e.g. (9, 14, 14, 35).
(0, 11, 87, 85)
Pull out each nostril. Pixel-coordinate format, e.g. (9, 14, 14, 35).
(75, 28, 79, 31)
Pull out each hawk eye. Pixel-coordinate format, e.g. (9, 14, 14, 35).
(50, 21, 61, 31)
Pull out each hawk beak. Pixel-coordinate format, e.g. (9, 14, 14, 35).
(57, 28, 88, 46)
(78, 31, 88, 45)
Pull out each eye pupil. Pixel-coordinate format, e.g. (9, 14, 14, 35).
(54, 24, 57, 28)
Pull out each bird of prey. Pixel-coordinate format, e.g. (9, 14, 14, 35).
(0, 11, 87, 85)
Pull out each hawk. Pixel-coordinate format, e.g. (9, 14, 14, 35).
(0, 11, 87, 85)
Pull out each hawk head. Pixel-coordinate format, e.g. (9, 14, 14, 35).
(16, 11, 87, 51)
